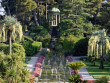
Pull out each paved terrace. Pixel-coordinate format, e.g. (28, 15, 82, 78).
(72, 56, 95, 80)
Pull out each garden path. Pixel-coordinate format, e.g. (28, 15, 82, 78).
(25, 51, 41, 72)
(25, 57, 38, 72)
(72, 56, 95, 80)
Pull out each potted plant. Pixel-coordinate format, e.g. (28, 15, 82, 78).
(67, 61, 86, 74)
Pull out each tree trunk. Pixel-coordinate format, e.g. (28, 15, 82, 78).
(46, 2, 48, 20)
(7, 5, 11, 16)
(33, 10, 39, 26)
(93, 8, 99, 25)
(9, 30, 12, 55)
(99, 42, 104, 69)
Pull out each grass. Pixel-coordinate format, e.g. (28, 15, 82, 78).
(87, 68, 110, 79)
(85, 60, 110, 67)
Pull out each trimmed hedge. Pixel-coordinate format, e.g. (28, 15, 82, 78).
(74, 38, 89, 56)
(21, 36, 42, 56)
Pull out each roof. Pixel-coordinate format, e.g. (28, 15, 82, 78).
(48, 7, 60, 13)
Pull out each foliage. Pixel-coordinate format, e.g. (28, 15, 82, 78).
(95, 76, 109, 83)
(0, 52, 31, 83)
(55, 35, 81, 55)
(23, 35, 34, 42)
(12, 43, 25, 61)
(57, 0, 96, 37)
(0, 43, 9, 54)
(30, 26, 51, 47)
(74, 38, 89, 56)
(67, 62, 86, 70)
(21, 37, 42, 56)
(88, 29, 110, 58)
(0, 16, 23, 42)
(0, 43, 25, 60)
(69, 74, 82, 83)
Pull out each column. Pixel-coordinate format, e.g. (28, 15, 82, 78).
(52, 14, 53, 26)
(59, 15, 60, 23)
(56, 14, 57, 26)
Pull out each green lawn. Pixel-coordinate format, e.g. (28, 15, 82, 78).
(85, 60, 110, 67)
(87, 68, 110, 79)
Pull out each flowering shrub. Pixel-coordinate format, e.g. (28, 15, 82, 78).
(66, 56, 73, 62)
(30, 56, 44, 80)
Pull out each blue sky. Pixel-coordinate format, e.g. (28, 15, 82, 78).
(0, 0, 5, 15)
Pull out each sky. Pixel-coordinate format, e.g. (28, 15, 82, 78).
(0, 0, 5, 15)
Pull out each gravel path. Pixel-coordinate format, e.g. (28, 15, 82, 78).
(72, 56, 95, 80)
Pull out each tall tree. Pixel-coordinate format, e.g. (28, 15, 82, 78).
(88, 29, 110, 69)
(0, 16, 23, 55)
(58, 0, 94, 37)
(2, 0, 37, 25)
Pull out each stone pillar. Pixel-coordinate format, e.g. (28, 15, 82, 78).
(56, 14, 57, 26)
(59, 14, 60, 23)
(52, 14, 53, 26)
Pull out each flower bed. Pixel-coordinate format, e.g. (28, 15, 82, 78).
(30, 56, 44, 80)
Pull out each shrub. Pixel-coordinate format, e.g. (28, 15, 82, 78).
(69, 74, 82, 83)
(32, 41, 42, 52)
(23, 36, 34, 43)
(21, 40, 42, 56)
(35, 33, 51, 47)
(55, 35, 81, 55)
(12, 43, 25, 61)
(31, 26, 44, 33)
(0, 43, 25, 60)
(0, 43, 9, 54)
(30, 26, 51, 47)
(67, 62, 86, 74)
(95, 76, 109, 83)
(22, 25, 28, 32)
(0, 52, 31, 83)
(74, 38, 89, 56)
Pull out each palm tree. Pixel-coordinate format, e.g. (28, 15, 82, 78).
(67, 62, 86, 74)
(88, 29, 110, 69)
(0, 16, 23, 55)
